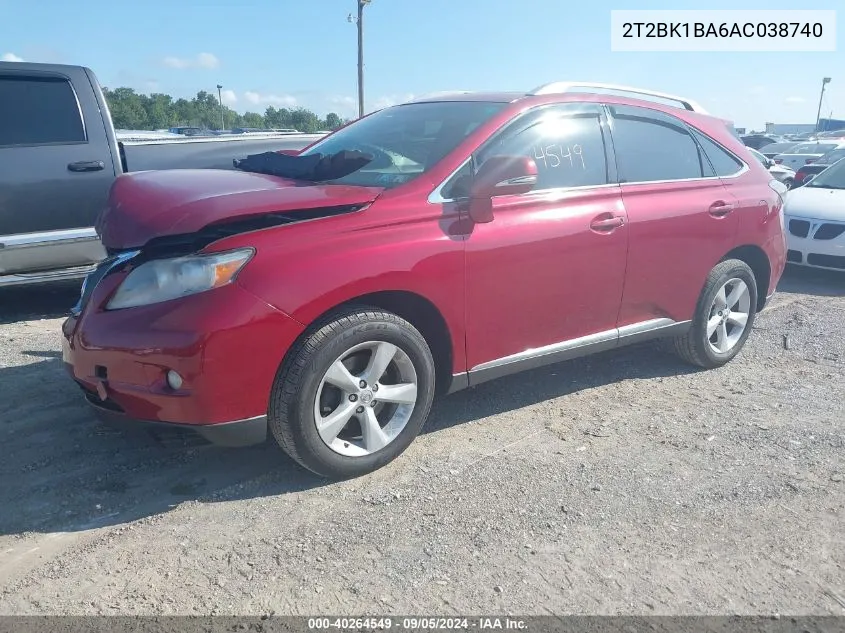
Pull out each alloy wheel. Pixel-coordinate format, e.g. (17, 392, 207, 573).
(313, 341, 418, 457)
(707, 278, 752, 355)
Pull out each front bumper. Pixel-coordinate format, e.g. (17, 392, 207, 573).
(84, 393, 268, 447)
(63, 279, 305, 443)
(784, 215, 845, 271)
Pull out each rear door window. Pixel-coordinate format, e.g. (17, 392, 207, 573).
(475, 103, 610, 191)
(607, 104, 714, 182)
(0, 75, 86, 146)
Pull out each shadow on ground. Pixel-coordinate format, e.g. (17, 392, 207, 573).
(1, 265, 840, 537)
(777, 264, 844, 298)
(0, 280, 82, 325)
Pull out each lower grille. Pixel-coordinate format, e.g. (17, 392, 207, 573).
(813, 223, 845, 241)
(789, 219, 810, 238)
(786, 249, 802, 263)
(807, 253, 845, 269)
(78, 383, 125, 413)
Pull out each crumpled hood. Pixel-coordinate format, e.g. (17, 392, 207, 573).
(97, 169, 384, 250)
(784, 185, 845, 222)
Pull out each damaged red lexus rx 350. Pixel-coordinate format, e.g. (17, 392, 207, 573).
(63, 83, 787, 478)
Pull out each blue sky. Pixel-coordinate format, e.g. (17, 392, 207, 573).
(1, 0, 842, 129)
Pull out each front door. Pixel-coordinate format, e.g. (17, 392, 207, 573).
(0, 68, 116, 276)
(462, 103, 629, 382)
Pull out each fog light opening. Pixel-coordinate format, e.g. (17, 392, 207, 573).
(166, 370, 183, 391)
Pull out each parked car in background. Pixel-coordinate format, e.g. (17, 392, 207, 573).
(783, 156, 845, 270)
(758, 142, 799, 160)
(0, 61, 325, 288)
(772, 141, 845, 171)
(748, 148, 796, 188)
(815, 129, 845, 139)
(62, 82, 786, 478)
(741, 134, 782, 150)
(793, 148, 845, 187)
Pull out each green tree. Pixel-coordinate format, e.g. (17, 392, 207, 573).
(324, 112, 343, 130)
(103, 86, 337, 132)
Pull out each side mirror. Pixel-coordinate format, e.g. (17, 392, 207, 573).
(467, 155, 538, 223)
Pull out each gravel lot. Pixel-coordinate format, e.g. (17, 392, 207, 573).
(0, 267, 843, 616)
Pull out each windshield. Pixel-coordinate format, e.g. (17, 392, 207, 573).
(819, 148, 845, 165)
(299, 101, 508, 188)
(788, 142, 838, 154)
(806, 156, 845, 189)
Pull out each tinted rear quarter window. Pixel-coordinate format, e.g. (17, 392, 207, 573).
(608, 105, 713, 182)
(0, 75, 86, 146)
(690, 129, 744, 177)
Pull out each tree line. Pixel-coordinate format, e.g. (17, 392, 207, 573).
(103, 87, 347, 133)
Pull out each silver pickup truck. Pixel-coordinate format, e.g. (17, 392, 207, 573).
(0, 62, 324, 288)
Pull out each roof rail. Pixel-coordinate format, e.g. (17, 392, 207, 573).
(528, 82, 708, 114)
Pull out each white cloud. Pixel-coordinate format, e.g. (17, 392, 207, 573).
(244, 91, 297, 107)
(196, 53, 219, 69)
(785, 96, 806, 104)
(162, 52, 219, 69)
(372, 93, 415, 110)
(1, 52, 24, 62)
(220, 89, 238, 105)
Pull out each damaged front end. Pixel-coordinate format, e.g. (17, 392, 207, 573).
(76, 165, 384, 316)
(74, 201, 370, 317)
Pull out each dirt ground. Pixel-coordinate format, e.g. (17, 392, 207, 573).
(0, 267, 843, 616)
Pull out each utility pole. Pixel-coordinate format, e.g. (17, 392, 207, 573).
(348, 0, 371, 118)
(216, 84, 225, 131)
(815, 77, 831, 133)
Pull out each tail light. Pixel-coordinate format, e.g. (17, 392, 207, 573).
(806, 158, 816, 164)
(795, 170, 808, 183)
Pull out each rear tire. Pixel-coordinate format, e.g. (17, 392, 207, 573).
(268, 307, 436, 479)
(671, 259, 758, 369)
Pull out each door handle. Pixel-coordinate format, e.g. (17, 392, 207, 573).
(68, 160, 105, 172)
(590, 215, 625, 232)
(708, 200, 735, 217)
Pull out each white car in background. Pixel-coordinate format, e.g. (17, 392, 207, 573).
(748, 148, 796, 188)
(783, 157, 845, 271)
(773, 140, 845, 171)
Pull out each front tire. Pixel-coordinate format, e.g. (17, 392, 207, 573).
(268, 307, 436, 479)
(671, 259, 758, 369)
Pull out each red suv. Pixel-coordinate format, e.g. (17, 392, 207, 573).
(62, 83, 787, 478)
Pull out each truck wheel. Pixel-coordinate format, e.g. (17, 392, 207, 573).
(671, 259, 758, 369)
(269, 307, 436, 479)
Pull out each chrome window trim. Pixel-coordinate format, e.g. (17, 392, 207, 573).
(427, 119, 749, 205)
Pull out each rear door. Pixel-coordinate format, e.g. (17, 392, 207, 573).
(605, 104, 741, 328)
(0, 66, 115, 276)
